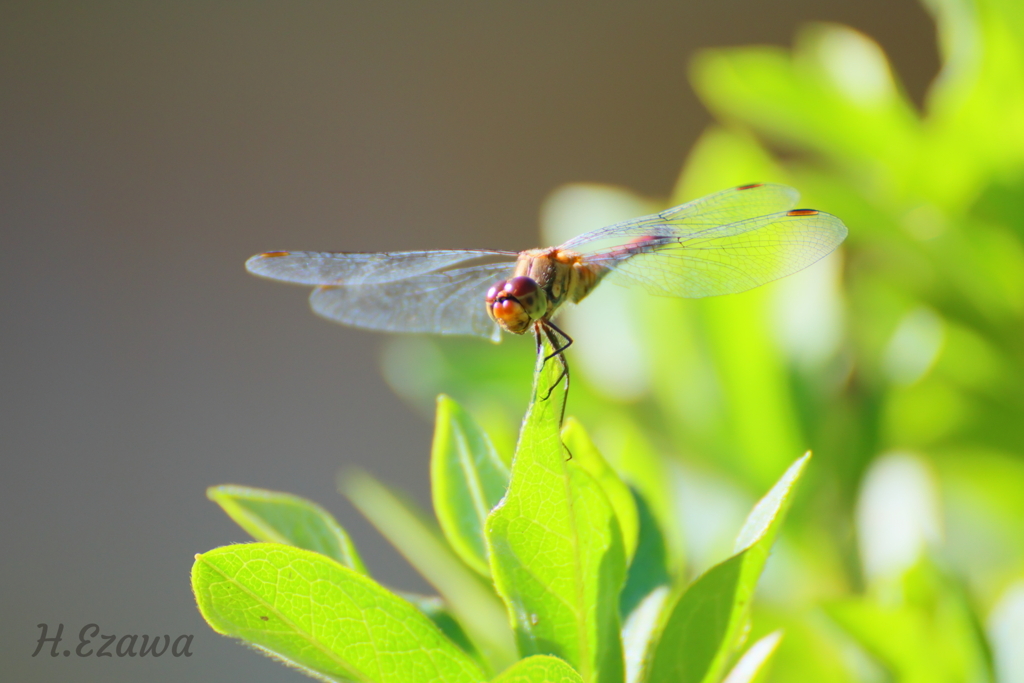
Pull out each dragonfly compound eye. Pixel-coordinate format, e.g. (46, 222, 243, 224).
(504, 276, 538, 298)
(485, 280, 508, 305)
(484, 276, 547, 334)
(504, 276, 547, 318)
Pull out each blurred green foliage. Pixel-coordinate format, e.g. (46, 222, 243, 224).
(376, 0, 1024, 679)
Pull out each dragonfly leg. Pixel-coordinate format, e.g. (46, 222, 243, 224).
(541, 354, 569, 402)
(542, 320, 574, 362)
(539, 323, 571, 401)
(536, 323, 571, 453)
(542, 322, 573, 459)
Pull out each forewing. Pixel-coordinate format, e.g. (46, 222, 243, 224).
(560, 183, 800, 254)
(246, 249, 515, 285)
(589, 209, 848, 298)
(308, 262, 513, 341)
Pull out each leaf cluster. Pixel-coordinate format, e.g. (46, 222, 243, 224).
(193, 356, 810, 682)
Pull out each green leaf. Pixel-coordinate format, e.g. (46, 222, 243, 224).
(342, 470, 516, 672)
(485, 353, 627, 683)
(561, 417, 639, 561)
(431, 395, 511, 576)
(733, 452, 810, 554)
(192, 543, 484, 683)
(491, 655, 584, 683)
(591, 414, 685, 574)
(619, 488, 671, 618)
(721, 631, 783, 683)
(207, 484, 366, 574)
(644, 453, 810, 683)
(622, 586, 671, 683)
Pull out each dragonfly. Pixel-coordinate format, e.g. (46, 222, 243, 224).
(246, 183, 847, 380)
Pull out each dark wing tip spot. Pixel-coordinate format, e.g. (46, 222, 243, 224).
(787, 209, 819, 216)
(737, 183, 764, 190)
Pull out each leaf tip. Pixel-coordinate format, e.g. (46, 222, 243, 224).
(734, 453, 812, 553)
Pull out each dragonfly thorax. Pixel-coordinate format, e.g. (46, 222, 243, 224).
(485, 247, 604, 335)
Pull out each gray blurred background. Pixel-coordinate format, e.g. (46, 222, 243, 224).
(1, 2, 936, 680)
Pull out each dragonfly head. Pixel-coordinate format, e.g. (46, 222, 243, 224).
(485, 276, 548, 334)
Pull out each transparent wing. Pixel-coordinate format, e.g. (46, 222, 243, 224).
(246, 249, 516, 285)
(308, 262, 514, 341)
(559, 183, 800, 254)
(583, 208, 848, 298)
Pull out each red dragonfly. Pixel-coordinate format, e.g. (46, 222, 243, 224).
(246, 183, 847, 361)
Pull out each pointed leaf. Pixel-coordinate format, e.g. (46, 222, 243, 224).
(733, 452, 810, 554)
(620, 488, 671, 618)
(561, 417, 639, 562)
(722, 631, 783, 683)
(485, 354, 627, 683)
(432, 395, 511, 576)
(622, 586, 671, 683)
(491, 655, 584, 683)
(593, 415, 684, 572)
(342, 470, 516, 671)
(208, 484, 366, 574)
(645, 454, 810, 683)
(192, 543, 484, 683)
